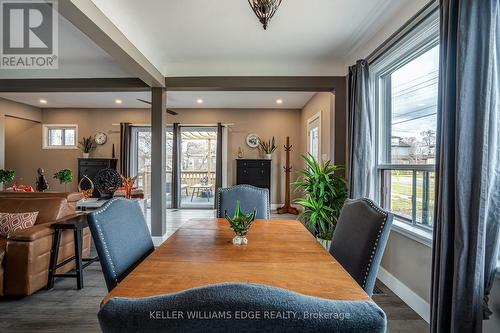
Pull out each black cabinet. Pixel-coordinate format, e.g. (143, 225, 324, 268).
(236, 159, 271, 193)
(78, 158, 118, 197)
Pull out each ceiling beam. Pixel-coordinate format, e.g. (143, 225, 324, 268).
(0, 78, 149, 92)
(165, 76, 345, 92)
(58, 0, 164, 87)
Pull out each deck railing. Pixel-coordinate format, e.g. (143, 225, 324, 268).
(137, 170, 216, 198)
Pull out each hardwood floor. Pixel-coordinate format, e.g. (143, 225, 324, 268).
(0, 209, 428, 333)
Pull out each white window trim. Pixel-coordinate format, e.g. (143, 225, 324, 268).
(307, 111, 322, 160)
(42, 124, 79, 149)
(370, 10, 439, 242)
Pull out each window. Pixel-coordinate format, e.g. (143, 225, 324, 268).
(307, 113, 321, 162)
(373, 11, 439, 231)
(43, 125, 78, 149)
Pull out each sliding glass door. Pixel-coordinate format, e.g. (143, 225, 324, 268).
(130, 126, 218, 210)
(130, 127, 173, 212)
(180, 127, 217, 208)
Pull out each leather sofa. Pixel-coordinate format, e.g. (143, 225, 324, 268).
(0, 193, 91, 297)
(0, 191, 83, 216)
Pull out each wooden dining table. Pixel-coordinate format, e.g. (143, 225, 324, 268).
(103, 218, 370, 304)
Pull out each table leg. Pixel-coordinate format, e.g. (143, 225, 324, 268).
(74, 228, 84, 289)
(47, 229, 62, 290)
(191, 188, 195, 202)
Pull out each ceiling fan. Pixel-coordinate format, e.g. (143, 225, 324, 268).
(136, 98, 178, 115)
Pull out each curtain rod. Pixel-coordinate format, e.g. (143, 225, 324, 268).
(111, 123, 234, 127)
(366, 0, 438, 65)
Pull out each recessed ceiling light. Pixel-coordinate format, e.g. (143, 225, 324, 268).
(276, 99, 283, 104)
(115, 99, 123, 104)
(39, 99, 47, 104)
(197, 99, 204, 104)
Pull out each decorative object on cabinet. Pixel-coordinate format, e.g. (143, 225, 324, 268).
(237, 147, 244, 158)
(246, 133, 260, 148)
(258, 136, 277, 159)
(53, 169, 73, 192)
(120, 175, 137, 199)
(78, 175, 95, 199)
(111, 143, 116, 159)
(95, 168, 121, 199)
(225, 200, 256, 245)
(236, 159, 271, 194)
(78, 158, 118, 198)
(36, 168, 49, 192)
(94, 132, 107, 145)
(78, 136, 96, 158)
(277, 136, 299, 215)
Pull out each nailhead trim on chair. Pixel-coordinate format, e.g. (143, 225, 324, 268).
(216, 185, 270, 219)
(356, 198, 388, 289)
(92, 198, 123, 282)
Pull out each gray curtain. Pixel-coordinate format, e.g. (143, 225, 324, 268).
(431, 1, 500, 332)
(119, 122, 131, 177)
(347, 59, 374, 199)
(171, 123, 181, 209)
(215, 122, 223, 197)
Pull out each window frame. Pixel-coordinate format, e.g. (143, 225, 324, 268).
(42, 124, 78, 149)
(371, 10, 439, 233)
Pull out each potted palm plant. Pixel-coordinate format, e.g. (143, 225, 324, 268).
(293, 154, 347, 250)
(53, 169, 73, 192)
(258, 136, 277, 159)
(0, 169, 15, 190)
(78, 136, 96, 158)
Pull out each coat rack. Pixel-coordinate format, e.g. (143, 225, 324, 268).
(278, 136, 299, 215)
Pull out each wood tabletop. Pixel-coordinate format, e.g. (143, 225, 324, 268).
(103, 218, 370, 304)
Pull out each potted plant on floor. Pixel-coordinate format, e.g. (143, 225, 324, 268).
(53, 169, 73, 192)
(0, 169, 15, 191)
(78, 136, 96, 158)
(293, 154, 347, 250)
(258, 136, 277, 159)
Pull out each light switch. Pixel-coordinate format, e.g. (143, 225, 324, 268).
(321, 153, 328, 162)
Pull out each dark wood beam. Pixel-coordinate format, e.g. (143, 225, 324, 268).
(165, 76, 345, 92)
(0, 78, 149, 92)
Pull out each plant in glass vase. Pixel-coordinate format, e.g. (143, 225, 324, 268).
(258, 136, 277, 159)
(293, 154, 347, 249)
(225, 200, 256, 245)
(53, 169, 73, 192)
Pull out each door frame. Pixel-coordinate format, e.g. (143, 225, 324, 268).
(307, 111, 322, 161)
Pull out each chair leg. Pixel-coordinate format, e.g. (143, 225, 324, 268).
(74, 228, 84, 289)
(47, 229, 62, 290)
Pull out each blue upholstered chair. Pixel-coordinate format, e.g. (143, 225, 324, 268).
(329, 198, 393, 296)
(98, 283, 387, 333)
(217, 185, 270, 219)
(87, 198, 154, 291)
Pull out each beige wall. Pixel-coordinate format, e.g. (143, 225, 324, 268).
(0, 97, 41, 169)
(381, 232, 432, 303)
(5, 106, 302, 203)
(300, 92, 335, 166)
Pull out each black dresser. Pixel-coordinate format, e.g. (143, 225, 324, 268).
(78, 158, 118, 197)
(236, 159, 271, 193)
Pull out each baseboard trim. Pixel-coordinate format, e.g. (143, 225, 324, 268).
(151, 234, 169, 246)
(270, 203, 301, 211)
(377, 266, 430, 323)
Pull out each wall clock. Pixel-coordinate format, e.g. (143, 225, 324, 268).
(246, 133, 260, 148)
(94, 132, 107, 145)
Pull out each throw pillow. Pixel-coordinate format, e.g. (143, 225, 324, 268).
(0, 212, 38, 237)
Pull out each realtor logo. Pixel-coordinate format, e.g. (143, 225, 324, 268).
(0, 0, 58, 69)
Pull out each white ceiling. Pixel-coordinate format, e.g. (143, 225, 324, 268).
(0, 13, 131, 79)
(90, 0, 423, 76)
(0, 91, 315, 109)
